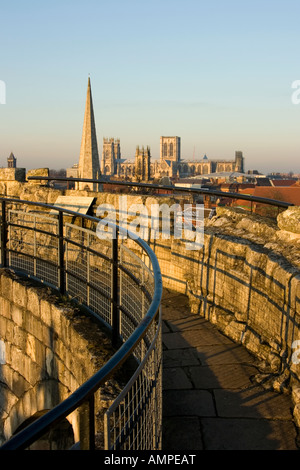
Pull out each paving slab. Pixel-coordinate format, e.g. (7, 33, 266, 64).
(201, 418, 298, 450)
(163, 367, 193, 390)
(163, 389, 216, 417)
(195, 343, 256, 365)
(162, 417, 204, 450)
(188, 364, 258, 389)
(214, 386, 294, 420)
(161, 289, 299, 451)
(163, 348, 200, 368)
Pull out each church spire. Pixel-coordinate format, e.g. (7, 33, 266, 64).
(77, 77, 100, 191)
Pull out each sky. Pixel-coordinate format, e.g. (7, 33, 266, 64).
(1, 0, 300, 174)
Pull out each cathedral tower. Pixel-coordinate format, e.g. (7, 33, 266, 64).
(135, 146, 151, 181)
(77, 77, 100, 191)
(160, 136, 181, 163)
(235, 151, 244, 173)
(101, 138, 121, 176)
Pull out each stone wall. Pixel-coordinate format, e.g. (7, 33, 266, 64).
(0, 269, 123, 448)
(147, 206, 300, 425)
(0, 168, 26, 183)
(26, 168, 50, 186)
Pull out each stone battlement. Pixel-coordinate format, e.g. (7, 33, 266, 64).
(0, 168, 26, 182)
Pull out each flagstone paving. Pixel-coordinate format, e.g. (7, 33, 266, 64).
(161, 289, 299, 450)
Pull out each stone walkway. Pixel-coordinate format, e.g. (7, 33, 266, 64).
(161, 289, 299, 450)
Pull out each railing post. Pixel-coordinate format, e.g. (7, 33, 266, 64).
(58, 211, 65, 295)
(79, 396, 95, 450)
(1, 200, 7, 267)
(88, 395, 95, 450)
(112, 228, 119, 346)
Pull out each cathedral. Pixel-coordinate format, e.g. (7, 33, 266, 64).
(100, 135, 244, 181)
(67, 78, 245, 187)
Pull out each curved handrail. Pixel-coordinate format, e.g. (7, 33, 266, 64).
(0, 197, 163, 450)
(0, 175, 292, 448)
(27, 176, 294, 209)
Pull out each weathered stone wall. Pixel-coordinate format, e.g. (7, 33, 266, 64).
(0, 168, 26, 183)
(147, 206, 300, 425)
(0, 269, 122, 447)
(26, 168, 50, 186)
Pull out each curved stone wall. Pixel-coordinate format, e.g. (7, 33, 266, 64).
(148, 206, 300, 425)
(0, 269, 122, 447)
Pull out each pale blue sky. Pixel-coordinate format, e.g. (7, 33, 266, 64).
(1, 0, 300, 173)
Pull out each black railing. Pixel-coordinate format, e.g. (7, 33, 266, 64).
(0, 177, 294, 450)
(28, 176, 294, 211)
(0, 197, 163, 450)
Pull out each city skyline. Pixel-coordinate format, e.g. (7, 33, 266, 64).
(1, 0, 300, 174)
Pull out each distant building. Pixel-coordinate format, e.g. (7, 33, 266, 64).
(135, 145, 151, 181)
(152, 144, 244, 179)
(7, 152, 16, 168)
(160, 136, 181, 163)
(67, 79, 245, 186)
(236, 185, 300, 207)
(66, 163, 79, 178)
(71, 77, 101, 191)
(100, 136, 245, 182)
(101, 138, 121, 176)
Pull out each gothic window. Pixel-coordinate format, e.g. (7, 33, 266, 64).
(163, 143, 168, 157)
(169, 143, 173, 157)
(203, 165, 208, 174)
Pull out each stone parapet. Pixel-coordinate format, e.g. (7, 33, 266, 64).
(277, 206, 300, 233)
(144, 206, 300, 427)
(0, 168, 25, 182)
(26, 168, 49, 185)
(0, 270, 123, 447)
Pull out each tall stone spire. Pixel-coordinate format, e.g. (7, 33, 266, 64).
(77, 77, 100, 191)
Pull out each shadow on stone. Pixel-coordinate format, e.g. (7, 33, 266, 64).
(161, 289, 298, 451)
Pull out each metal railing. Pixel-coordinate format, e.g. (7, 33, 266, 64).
(0, 197, 163, 450)
(28, 175, 294, 210)
(0, 177, 293, 450)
